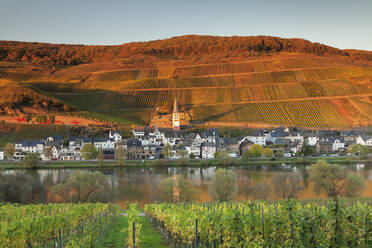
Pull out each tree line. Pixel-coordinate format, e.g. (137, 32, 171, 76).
(1, 36, 371, 68)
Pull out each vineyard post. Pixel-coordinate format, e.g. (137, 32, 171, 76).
(99, 214, 102, 235)
(195, 219, 198, 248)
(364, 208, 369, 246)
(261, 206, 265, 247)
(58, 228, 62, 248)
(132, 221, 136, 248)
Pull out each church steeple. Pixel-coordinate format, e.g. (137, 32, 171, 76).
(172, 97, 180, 130)
(173, 97, 179, 113)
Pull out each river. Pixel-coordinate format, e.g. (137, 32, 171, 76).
(3, 163, 371, 207)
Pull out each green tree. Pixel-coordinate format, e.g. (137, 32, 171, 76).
(52, 171, 112, 203)
(97, 149, 104, 167)
(115, 146, 126, 166)
(297, 144, 315, 157)
(81, 144, 98, 160)
(263, 148, 273, 159)
(43, 146, 53, 161)
(4, 143, 15, 160)
(189, 153, 196, 159)
(161, 143, 172, 159)
(249, 144, 264, 159)
(24, 153, 40, 169)
(275, 150, 284, 160)
(209, 168, 237, 201)
(347, 144, 368, 158)
(176, 149, 188, 165)
(309, 160, 365, 199)
(214, 150, 231, 165)
(270, 173, 304, 199)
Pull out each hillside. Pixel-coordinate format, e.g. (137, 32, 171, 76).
(0, 35, 372, 128)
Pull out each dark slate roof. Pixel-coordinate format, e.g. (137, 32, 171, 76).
(240, 140, 254, 147)
(250, 129, 266, 136)
(270, 127, 287, 137)
(203, 128, 219, 137)
(317, 140, 332, 146)
(93, 137, 114, 143)
(201, 142, 216, 147)
(328, 137, 345, 143)
(127, 139, 142, 147)
(341, 130, 364, 137)
(110, 130, 122, 135)
(182, 133, 200, 147)
(224, 137, 238, 145)
(318, 130, 339, 138)
(361, 135, 372, 140)
(46, 136, 63, 141)
(18, 141, 43, 147)
(274, 138, 290, 145)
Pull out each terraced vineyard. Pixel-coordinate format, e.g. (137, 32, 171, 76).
(0, 37, 371, 128)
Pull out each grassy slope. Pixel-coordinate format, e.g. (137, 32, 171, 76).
(97, 216, 167, 248)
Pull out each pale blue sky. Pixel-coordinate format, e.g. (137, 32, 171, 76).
(0, 0, 371, 50)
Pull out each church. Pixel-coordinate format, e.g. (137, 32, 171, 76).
(149, 97, 191, 129)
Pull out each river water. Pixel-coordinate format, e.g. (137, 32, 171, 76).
(3, 163, 371, 207)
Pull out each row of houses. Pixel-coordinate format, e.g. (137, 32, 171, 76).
(3, 130, 123, 161)
(1, 127, 371, 161)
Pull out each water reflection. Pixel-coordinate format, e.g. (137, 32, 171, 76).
(3, 163, 371, 207)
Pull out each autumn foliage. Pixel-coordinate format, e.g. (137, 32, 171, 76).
(1, 35, 372, 68)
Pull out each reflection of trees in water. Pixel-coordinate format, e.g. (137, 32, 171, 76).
(2, 163, 369, 204)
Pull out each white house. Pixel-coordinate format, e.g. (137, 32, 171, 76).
(286, 132, 304, 143)
(59, 148, 75, 160)
(356, 135, 372, 146)
(289, 141, 303, 154)
(183, 133, 203, 157)
(0, 151, 4, 160)
(93, 138, 115, 150)
(132, 126, 145, 138)
(51, 146, 60, 160)
(331, 138, 345, 151)
(201, 142, 216, 159)
(307, 135, 318, 146)
(241, 134, 266, 146)
(15, 141, 44, 154)
(109, 130, 122, 143)
(203, 128, 219, 144)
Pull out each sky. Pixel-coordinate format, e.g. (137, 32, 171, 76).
(0, 0, 371, 50)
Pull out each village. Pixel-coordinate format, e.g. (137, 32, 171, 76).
(0, 98, 371, 162)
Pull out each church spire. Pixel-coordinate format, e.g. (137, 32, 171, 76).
(172, 96, 180, 130)
(173, 97, 179, 113)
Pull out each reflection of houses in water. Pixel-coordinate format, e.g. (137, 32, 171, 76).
(167, 167, 215, 183)
(355, 164, 365, 172)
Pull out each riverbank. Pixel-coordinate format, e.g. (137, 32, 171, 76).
(0, 156, 370, 170)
